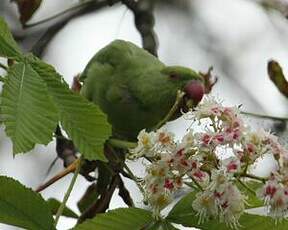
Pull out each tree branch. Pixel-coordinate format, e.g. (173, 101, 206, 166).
(77, 174, 120, 223)
(35, 158, 80, 192)
(31, 0, 121, 57)
(121, 0, 158, 56)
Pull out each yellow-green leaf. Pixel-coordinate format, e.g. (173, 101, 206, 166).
(0, 17, 22, 59)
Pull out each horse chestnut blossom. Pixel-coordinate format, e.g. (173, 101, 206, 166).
(130, 129, 175, 158)
(192, 170, 245, 229)
(130, 97, 288, 229)
(257, 174, 288, 219)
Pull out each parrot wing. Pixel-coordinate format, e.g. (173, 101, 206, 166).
(80, 40, 170, 139)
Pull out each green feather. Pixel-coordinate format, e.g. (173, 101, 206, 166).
(81, 40, 202, 140)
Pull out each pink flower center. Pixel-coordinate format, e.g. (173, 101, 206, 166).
(164, 179, 174, 190)
(265, 185, 277, 198)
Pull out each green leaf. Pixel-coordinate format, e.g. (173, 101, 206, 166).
(166, 192, 288, 230)
(236, 180, 264, 208)
(29, 59, 112, 161)
(0, 176, 55, 230)
(147, 220, 179, 230)
(47, 198, 79, 219)
(166, 191, 197, 226)
(0, 17, 22, 59)
(1, 62, 58, 154)
(74, 208, 153, 230)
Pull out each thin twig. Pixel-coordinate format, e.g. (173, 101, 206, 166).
(191, 176, 204, 191)
(118, 176, 134, 207)
(24, 0, 99, 28)
(236, 178, 257, 196)
(241, 111, 288, 121)
(35, 158, 79, 192)
(123, 162, 145, 195)
(154, 90, 185, 129)
(54, 156, 82, 226)
(238, 173, 267, 183)
(0, 63, 8, 70)
(183, 181, 201, 191)
(31, 0, 121, 57)
(107, 138, 137, 149)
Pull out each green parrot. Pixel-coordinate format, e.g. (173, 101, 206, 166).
(80, 40, 208, 140)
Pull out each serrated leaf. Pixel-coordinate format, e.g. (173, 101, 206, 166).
(0, 176, 55, 230)
(29, 59, 112, 161)
(12, 0, 42, 25)
(166, 192, 288, 230)
(1, 62, 58, 154)
(74, 208, 153, 230)
(0, 17, 22, 59)
(47, 198, 79, 219)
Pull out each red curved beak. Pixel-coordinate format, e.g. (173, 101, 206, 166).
(183, 80, 205, 104)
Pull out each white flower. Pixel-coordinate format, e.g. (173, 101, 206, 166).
(257, 177, 288, 219)
(193, 97, 223, 119)
(156, 129, 175, 146)
(182, 130, 195, 149)
(136, 98, 288, 223)
(238, 129, 269, 163)
(130, 129, 156, 158)
(218, 183, 245, 229)
(221, 157, 241, 174)
(144, 159, 182, 216)
(192, 190, 218, 224)
(193, 170, 245, 229)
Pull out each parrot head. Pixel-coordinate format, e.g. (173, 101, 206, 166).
(161, 66, 208, 112)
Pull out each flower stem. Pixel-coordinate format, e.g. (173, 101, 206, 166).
(236, 178, 256, 196)
(154, 90, 185, 129)
(238, 173, 266, 183)
(107, 138, 137, 149)
(184, 181, 201, 191)
(123, 162, 145, 195)
(241, 111, 288, 121)
(54, 156, 82, 227)
(191, 176, 204, 191)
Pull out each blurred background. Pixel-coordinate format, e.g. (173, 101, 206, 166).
(1, 0, 288, 229)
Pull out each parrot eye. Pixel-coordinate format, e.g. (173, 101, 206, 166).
(169, 73, 180, 80)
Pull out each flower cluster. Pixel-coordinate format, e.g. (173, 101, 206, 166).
(130, 97, 288, 228)
(192, 170, 245, 229)
(130, 129, 175, 158)
(258, 174, 288, 219)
